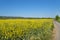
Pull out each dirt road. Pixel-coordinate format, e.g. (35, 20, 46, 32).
(53, 21, 60, 40)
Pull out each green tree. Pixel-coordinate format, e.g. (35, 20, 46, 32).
(55, 15, 59, 20)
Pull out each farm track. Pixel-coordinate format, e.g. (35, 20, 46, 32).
(53, 20, 60, 40)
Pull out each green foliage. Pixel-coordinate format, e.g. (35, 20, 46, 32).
(55, 15, 60, 20)
(55, 15, 60, 22)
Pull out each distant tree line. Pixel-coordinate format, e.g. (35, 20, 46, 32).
(0, 16, 24, 19)
(0, 16, 53, 19)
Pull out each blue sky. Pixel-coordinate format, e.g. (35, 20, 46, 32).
(0, 0, 60, 17)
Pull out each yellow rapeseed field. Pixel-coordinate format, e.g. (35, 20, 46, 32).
(0, 19, 54, 40)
